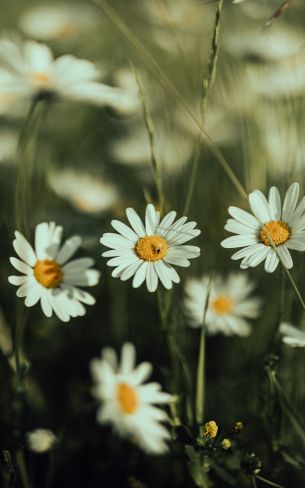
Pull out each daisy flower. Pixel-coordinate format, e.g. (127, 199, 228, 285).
(27, 428, 56, 453)
(185, 273, 261, 336)
(0, 38, 131, 108)
(8, 222, 100, 322)
(279, 322, 305, 348)
(100, 203, 201, 292)
(48, 169, 120, 216)
(19, 3, 96, 43)
(90, 342, 173, 454)
(221, 183, 305, 272)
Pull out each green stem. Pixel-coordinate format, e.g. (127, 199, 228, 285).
(15, 450, 30, 488)
(156, 290, 193, 424)
(132, 65, 164, 213)
(256, 475, 286, 488)
(195, 274, 213, 424)
(184, 0, 224, 215)
(93, 0, 247, 201)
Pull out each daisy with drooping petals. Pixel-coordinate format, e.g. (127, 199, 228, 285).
(9, 222, 100, 322)
(100, 203, 201, 292)
(90, 342, 173, 454)
(0, 39, 131, 108)
(185, 273, 261, 336)
(221, 183, 305, 272)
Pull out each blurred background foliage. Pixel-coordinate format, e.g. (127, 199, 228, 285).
(0, 0, 305, 486)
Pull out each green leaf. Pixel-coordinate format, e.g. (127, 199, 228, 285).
(185, 445, 212, 488)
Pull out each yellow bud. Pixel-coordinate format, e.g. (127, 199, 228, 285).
(221, 438, 231, 450)
(202, 420, 218, 438)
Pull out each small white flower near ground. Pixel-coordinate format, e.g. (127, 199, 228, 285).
(221, 183, 305, 272)
(90, 342, 173, 454)
(27, 428, 56, 453)
(9, 222, 100, 322)
(185, 273, 261, 336)
(100, 203, 201, 292)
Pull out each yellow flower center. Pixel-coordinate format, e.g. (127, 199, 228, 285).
(211, 295, 233, 315)
(135, 235, 168, 262)
(259, 220, 290, 246)
(55, 22, 78, 40)
(30, 72, 52, 88)
(34, 260, 63, 288)
(116, 383, 138, 414)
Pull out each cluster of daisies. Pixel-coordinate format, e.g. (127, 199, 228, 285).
(7, 182, 305, 453)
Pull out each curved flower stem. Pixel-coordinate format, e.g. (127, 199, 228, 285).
(184, 0, 224, 215)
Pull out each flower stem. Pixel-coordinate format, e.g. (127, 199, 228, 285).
(256, 475, 286, 488)
(195, 274, 213, 424)
(132, 64, 164, 213)
(184, 0, 224, 215)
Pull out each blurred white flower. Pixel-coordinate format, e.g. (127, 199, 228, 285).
(90, 342, 173, 454)
(19, 3, 97, 43)
(279, 323, 305, 348)
(221, 183, 305, 272)
(0, 39, 131, 108)
(112, 68, 141, 115)
(9, 222, 100, 322)
(27, 428, 56, 453)
(48, 169, 120, 215)
(185, 273, 261, 336)
(100, 203, 201, 292)
(111, 122, 194, 174)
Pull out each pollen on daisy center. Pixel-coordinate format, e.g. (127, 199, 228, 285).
(30, 72, 52, 87)
(211, 295, 233, 315)
(259, 220, 290, 246)
(116, 383, 138, 414)
(34, 259, 63, 288)
(135, 235, 168, 262)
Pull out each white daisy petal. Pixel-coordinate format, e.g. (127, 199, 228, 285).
(224, 219, 256, 235)
(62, 258, 94, 272)
(13, 231, 36, 266)
(283, 182, 299, 221)
(249, 190, 272, 223)
(268, 186, 281, 220)
(286, 238, 305, 251)
(10, 257, 33, 275)
(40, 290, 53, 317)
(126, 208, 146, 236)
(132, 262, 149, 288)
(277, 246, 293, 269)
(120, 342, 136, 375)
(8, 275, 31, 286)
(24, 284, 43, 307)
(221, 235, 257, 248)
(264, 250, 279, 273)
(154, 261, 173, 289)
(56, 236, 82, 265)
(100, 233, 134, 250)
(145, 203, 159, 235)
(146, 264, 158, 292)
(16, 278, 37, 297)
(111, 220, 138, 242)
(120, 261, 142, 282)
(228, 206, 259, 229)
